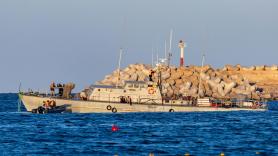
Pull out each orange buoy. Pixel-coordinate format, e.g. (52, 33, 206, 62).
(148, 87, 156, 94)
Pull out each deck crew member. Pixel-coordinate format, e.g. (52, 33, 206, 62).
(80, 92, 87, 101)
(149, 70, 155, 82)
(50, 81, 56, 96)
(127, 96, 132, 105)
(49, 100, 56, 108)
(57, 83, 64, 97)
(44, 100, 50, 109)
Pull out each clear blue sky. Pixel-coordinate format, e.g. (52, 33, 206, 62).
(0, 0, 277, 93)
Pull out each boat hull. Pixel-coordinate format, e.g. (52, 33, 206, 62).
(20, 95, 266, 113)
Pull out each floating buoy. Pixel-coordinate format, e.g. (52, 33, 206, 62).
(220, 152, 225, 156)
(184, 153, 190, 156)
(111, 124, 119, 132)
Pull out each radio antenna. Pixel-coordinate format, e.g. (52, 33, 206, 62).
(167, 29, 173, 67)
(116, 48, 123, 88)
(198, 54, 206, 98)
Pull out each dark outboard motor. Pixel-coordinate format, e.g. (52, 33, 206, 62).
(31, 106, 45, 114)
(38, 106, 45, 114)
(31, 109, 37, 113)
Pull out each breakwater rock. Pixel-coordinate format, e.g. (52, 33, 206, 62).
(94, 64, 278, 100)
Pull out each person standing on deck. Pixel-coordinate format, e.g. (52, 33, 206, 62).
(149, 70, 155, 82)
(50, 81, 56, 96)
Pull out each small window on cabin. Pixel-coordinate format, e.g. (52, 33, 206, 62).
(98, 89, 101, 92)
(148, 84, 153, 87)
(128, 84, 133, 88)
(134, 84, 139, 88)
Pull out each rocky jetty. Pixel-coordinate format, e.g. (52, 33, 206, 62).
(94, 64, 278, 100)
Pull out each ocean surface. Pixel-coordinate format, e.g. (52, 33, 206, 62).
(0, 93, 277, 155)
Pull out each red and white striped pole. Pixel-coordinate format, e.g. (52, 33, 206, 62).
(179, 40, 185, 67)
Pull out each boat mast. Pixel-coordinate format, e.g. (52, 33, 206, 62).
(116, 17, 127, 88)
(156, 53, 159, 65)
(116, 48, 123, 88)
(164, 40, 167, 65)
(151, 47, 154, 68)
(18, 82, 22, 112)
(167, 29, 173, 67)
(157, 64, 163, 98)
(198, 54, 205, 98)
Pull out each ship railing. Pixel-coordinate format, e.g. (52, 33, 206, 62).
(22, 91, 79, 100)
(138, 98, 161, 105)
(210, 98, 267, 109)
(163, 100, 196, 106)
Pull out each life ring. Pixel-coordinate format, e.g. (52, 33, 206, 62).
(169, 109, 174, 112)
(148, 87, 156, 94)
(107, 105, 112, 110)
(112, 107, 117, 113)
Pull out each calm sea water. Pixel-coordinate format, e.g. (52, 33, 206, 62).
(0, 93, 277, 155)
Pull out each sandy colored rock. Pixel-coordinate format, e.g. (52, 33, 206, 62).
(265, 65, 278, 71)
(223, 65, 236, 71)
(261, 93, 271, 99)
(175, 79, 184, 86)
(171, 72, 183, 80)
(94, 63, 278, 99)
(161, 72, 171, 80)
(200, 73, 210, 81)
(224, 82, 237, 95)
(167, 79, 175, 86)
(242, 66, 256, 71)
(183, 70, 194, 77)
